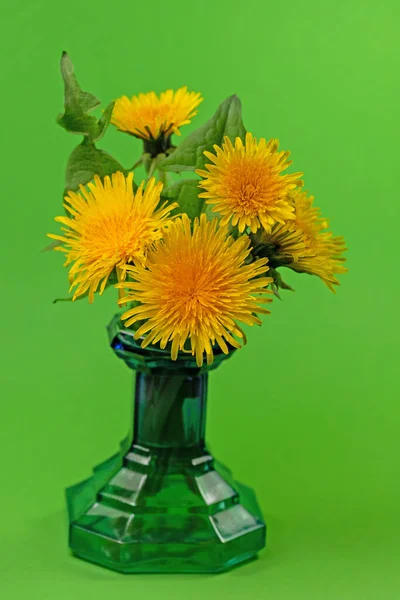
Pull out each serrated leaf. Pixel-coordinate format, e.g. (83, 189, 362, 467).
(64, 140, 126, 194)
(163, 179, 204, 219)
(159, 95, 246, 173)
(56, 52, 100, 138)
(60, 52, 100, 114)
(57, 53, 114, 141)
(57, 112, 99, 137)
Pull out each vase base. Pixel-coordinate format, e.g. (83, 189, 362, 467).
(71, 547, 260, 575)
(67, 444, 266, 574)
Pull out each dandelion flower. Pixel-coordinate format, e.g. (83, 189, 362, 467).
(48, 171, 177, 302)
(111, 87, 203, 149)
(259, 189, 347, 291)
(196, 132, 303, 234)
(118, 214, 273, 366)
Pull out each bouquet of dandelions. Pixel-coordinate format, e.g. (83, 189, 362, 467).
(49, 53, 347, 368)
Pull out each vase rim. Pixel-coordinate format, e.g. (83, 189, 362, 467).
(107, 313, 237, 372)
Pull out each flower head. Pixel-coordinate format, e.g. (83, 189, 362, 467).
(117, 214, 273, 367)
(259, 189, 347, 291)
(48, 171, 177, 302)
(196, 132, 303, 234)
(111, 87, 203, 143)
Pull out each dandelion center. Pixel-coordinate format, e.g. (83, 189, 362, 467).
(225, 157, 282, 212)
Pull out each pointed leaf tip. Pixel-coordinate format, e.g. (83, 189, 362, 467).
(57, 54, 110, 140)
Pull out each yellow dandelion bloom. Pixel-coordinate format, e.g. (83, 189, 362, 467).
(48, 171, 177, 303)
(260, 189, 347, 291)
(111, 87, 203, 142)
(196, 132, 303, 234)
(117, 214, 273, 367)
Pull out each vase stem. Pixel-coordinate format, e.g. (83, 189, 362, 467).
(134, 372, 208, 448)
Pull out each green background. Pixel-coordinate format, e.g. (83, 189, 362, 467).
(1, 0, 399, 597)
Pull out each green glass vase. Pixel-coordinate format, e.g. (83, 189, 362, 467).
(66, 314, 266, 573)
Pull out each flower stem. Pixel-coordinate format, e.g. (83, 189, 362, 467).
(146, 158, 158, 182)
(158, 169, 168, 186)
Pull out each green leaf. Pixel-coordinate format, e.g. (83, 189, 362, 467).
(57, 111, 99, 138)
(59, 51, 100, 114)
(163, 179, 204, 219)
(56, 52, 100, 138)
(64, 140, 126, 194)
(159, 95, 246, 173)
(57, 53, 114, 142)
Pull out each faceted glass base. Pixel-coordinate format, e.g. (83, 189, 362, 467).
(67, 438, 266, 574)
